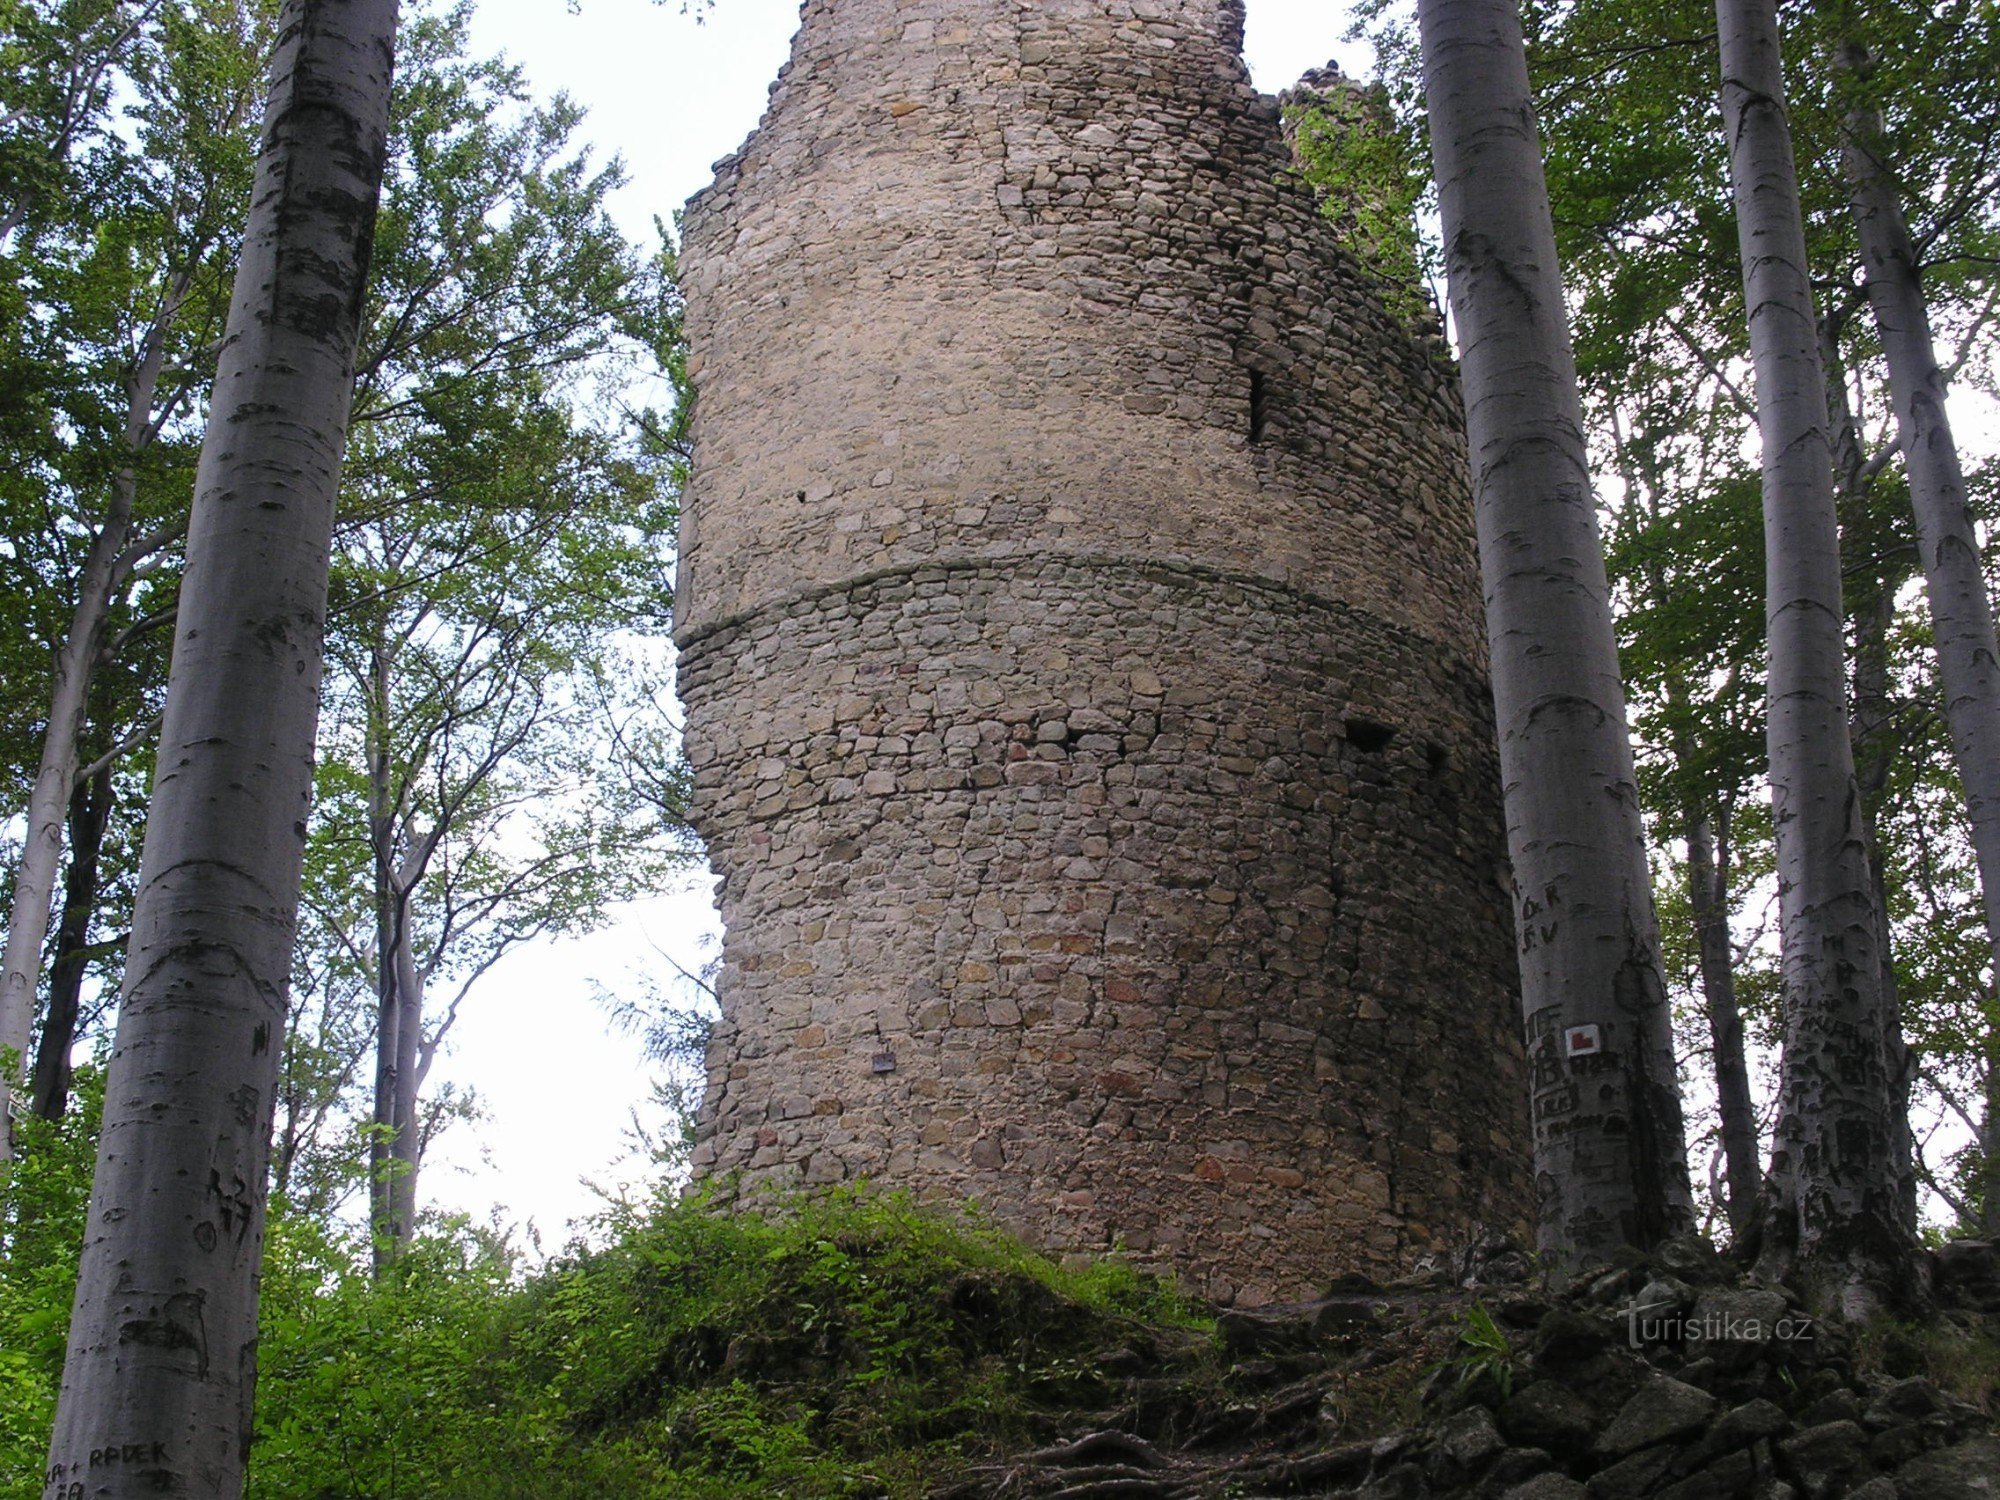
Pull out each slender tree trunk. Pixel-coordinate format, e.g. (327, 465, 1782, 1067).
(1715, 0, 1912, 1315)
(364, 640, 414, 1268)
(44, 4, 397, 1495)
(1685, 812, 1761, 1235)
(27, 763, 113, 1121)
(1823, 323, 1919, 1233)
(1983, 1036, 2000, 1236)
(2, 279, 183, 1156)
(0, 477, 132, 1157)
(387, 915, 423, 1250)
(367, 890, 424, 1269)
(367, 914, 403, 1268)
(1848, 576, 1920, 1231)
(1841, 73, 2000, 1006)
(367, 857, 399, 1258)
(1416, 0, 1693, 1268)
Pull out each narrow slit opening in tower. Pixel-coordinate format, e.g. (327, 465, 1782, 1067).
(1249, 367, 1269, 443)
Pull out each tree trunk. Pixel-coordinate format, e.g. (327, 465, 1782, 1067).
(1983, 1036, 2000, 1237)
(367, 891, 424, 1269)
(1714, 0, 1913, 1315)
(1685, 813, 1761, 1235)
(367, 790, 400, 1259)
(1823, 323, 1919, 1235)
(364, 638, 421, 1268)
(1416, 0, 1693, 1268)
(1841, 69, 2000, 1010)
(44, 3, 397, 1495)
(387, 913, 424, 1251)
(0, 475, 131, 1158)
(2, 256, 189, 1157)
(1848, 574, 1920, 1232)
(27, 762, 113, 1121)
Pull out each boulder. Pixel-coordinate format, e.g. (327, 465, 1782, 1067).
(1500, 1381, 1601, 1455)
(1895, 1436, 2000, 1499)
(1775, 1420, 1873, 1500)
(1596, 1377, 1719, 1458)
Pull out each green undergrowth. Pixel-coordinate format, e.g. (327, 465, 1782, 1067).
(6, 1113, 1216, 1500)
(0, 1072, 100, 1496)
(244, 1187, 1213, 1500)
(1851, 1313, 2000, 1409)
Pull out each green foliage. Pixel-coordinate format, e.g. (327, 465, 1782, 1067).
(1851, 1314, 2000, 1409)
(241, 1188, 1202, 1500)
(1284, 79, 1438, 327)
(0, 0, 272, 1022)
(0, 1064, 99, 1495)
(275, 0, 695, 1214)
(1435, 1302, 1514, 1402)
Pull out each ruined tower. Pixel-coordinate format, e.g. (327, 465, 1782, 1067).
(673, 0, 1532, 1305)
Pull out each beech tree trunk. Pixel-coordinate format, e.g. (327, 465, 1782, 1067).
(363, 639, 427, 1267)
(1714, 0, 1913, 1315)
(1848, 577, 1920, 1232)
(1984, 1044, 2000, 1236)
(28, 763, 113, 1121)
(0, 476, 132, 1158)
(1685, 813, 1760, 1235)
(1416, 0, 1693, 1267)
(2, 268, 188, 1157)
(387, 915, 424, 1248)
(366, 657, 403, 1261)
(1842, 76, 2000, 1044)
(43, 3, 397, 1495)
(367, 894, 424, 1268)
(1822, 324, 1920, 1233)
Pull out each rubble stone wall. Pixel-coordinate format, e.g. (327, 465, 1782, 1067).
(673, 0, 1532, 1304)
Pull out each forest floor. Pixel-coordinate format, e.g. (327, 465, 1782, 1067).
(273, 1189, 1994, 1499)
(12, 1155, 1999, 1498)
(938, 1234, 2000, 1499)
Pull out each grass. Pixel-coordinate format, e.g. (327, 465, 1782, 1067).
(243, 1184, 1215, 1500)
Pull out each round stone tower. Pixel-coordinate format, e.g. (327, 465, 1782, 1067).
(673, 0, 1531, 1304)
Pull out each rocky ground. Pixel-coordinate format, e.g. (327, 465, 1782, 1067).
(941, 1240, 2000, 1500)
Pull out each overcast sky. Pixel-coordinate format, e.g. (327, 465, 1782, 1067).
(422, 0, 1369, 1247)
(465, 0, 1369, 241)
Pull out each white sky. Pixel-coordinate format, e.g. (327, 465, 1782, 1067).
(428, 0, 1361, 1247)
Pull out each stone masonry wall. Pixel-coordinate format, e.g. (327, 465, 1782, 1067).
(673, 0, 1533, 1306)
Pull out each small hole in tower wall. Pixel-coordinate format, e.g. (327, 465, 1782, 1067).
(1249, 367, 1269, 443)
(1345, 717, 1395, 753)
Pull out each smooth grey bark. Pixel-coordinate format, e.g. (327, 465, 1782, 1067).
(1416, 0, 1694, 1267)
(367, 878, 425, 1265)
(1, 268, 192, 1158)
(363, 639, 429, 1265)
(1840, 68, 2000, 1035)
(1985, 1044, 2000, 1236)
(1847, 575, 1919, 1233)
(1684, 813, 1760, 1236)
(365, 644, 409, 1262)
(1822, 322, 1920, 1236)
(28, 762, 113, 1121)
(43, 2, 396, 1495)
(1715, 0, 1913, 1315)
(383, 910, 424, 1252)
(0, 471, 134, 1159)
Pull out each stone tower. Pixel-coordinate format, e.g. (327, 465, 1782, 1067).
(673, 0, 1531, 1305)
